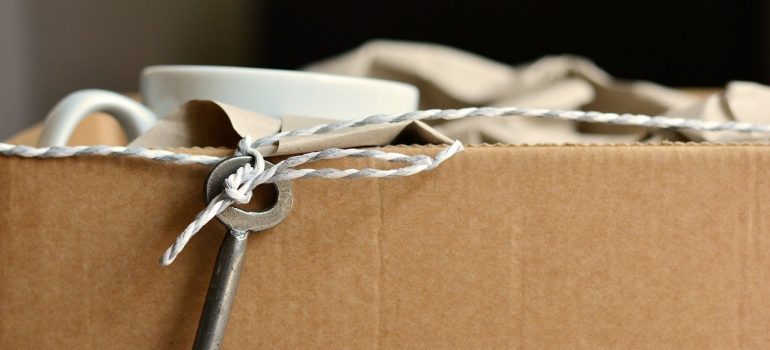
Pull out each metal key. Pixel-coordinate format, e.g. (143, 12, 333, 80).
(193, 155, 293, 350)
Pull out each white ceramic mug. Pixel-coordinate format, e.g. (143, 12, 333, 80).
(38, 65, 419, 146)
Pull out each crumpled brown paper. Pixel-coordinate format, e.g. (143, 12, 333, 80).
(307, 40, 770, 144)
(129, 100, 451, 155)
(666, 81, 770, 142)
(132, 40, 770, 150)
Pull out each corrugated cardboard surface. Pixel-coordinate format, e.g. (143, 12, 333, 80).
(2, 144, 770, 349)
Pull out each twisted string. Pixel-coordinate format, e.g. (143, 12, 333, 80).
(159, 136, 463, 265)
(0, 144, 221, 165)
(2, 106, 769, 265)
(247, 107, 770, 148)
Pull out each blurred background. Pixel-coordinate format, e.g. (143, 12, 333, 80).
(2, 0, 769, 139)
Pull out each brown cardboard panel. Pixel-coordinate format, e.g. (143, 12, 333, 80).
(2, 144, 770, 349)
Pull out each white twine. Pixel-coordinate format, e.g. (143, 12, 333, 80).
(0, 144, 222, 165)
(158, 137, 464, 265)
(2, 106, 769, 265)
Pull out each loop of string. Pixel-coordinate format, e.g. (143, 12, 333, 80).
(4, 106, 770, 165)
(2, 106, 769, 265)
(159, 139, 464, 265)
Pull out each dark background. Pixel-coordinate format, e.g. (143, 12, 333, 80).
(261, 0, 769, 86)
(2, 0, 769, 139)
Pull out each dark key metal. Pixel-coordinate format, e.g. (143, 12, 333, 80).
(192, 155, 293, 350)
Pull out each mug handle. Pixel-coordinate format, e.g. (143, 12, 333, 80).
(37, 89, 157, 146)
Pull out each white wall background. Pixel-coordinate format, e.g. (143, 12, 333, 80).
(0, 0, 263, 139)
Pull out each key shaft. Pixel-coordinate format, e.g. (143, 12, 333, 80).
(192, 231, 248, 350)
(192, 156, 293, 350)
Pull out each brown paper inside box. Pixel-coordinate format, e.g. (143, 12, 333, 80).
(5, 100, 770, 349)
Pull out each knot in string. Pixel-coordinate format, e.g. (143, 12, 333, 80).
(3, 105, 770, 265)
(223, 163, 257, 204)
(236, 136, 262, 158)
(226, 136, 268, 204)
(8, 106, 770, 265)
(160, 135, 464, 266)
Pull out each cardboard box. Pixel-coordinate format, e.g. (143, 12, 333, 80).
(2, 143, 770, 349)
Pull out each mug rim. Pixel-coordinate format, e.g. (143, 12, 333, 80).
(141, 65, 416, 92)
